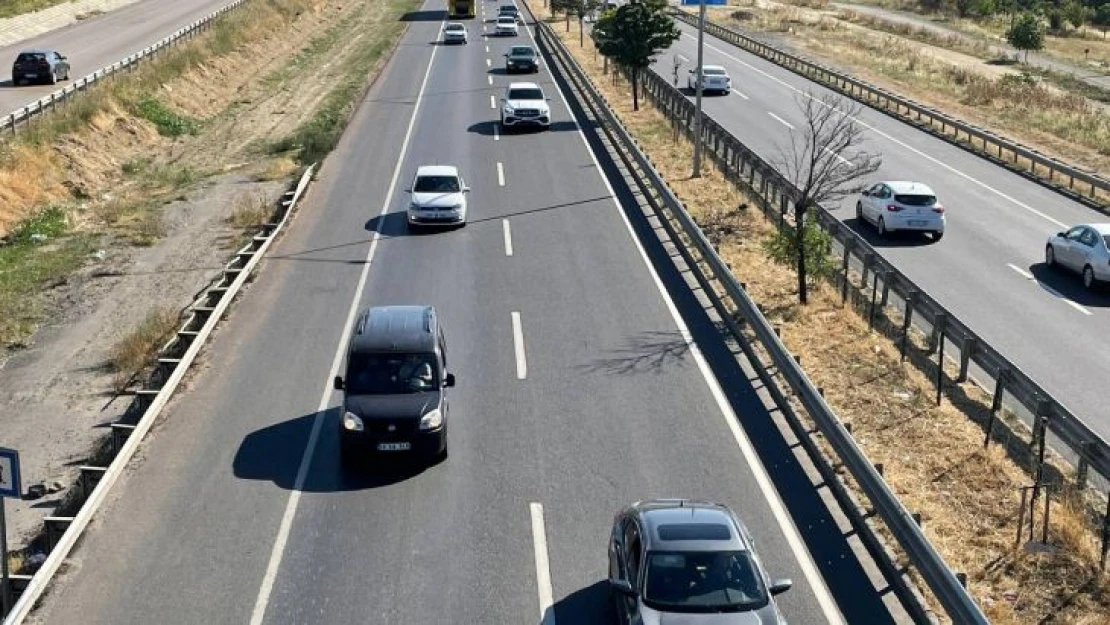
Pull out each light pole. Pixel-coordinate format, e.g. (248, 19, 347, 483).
(691, 0, 706, 177)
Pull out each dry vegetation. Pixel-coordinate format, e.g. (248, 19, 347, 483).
(107, 306, 179, 390)
(530, 1, 1110, 621)
(226, 191, 274, 228)
(707, 1, 1110, 174)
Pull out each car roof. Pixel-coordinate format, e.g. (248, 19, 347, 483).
(17, 49, 55, 55)
(633, 499, 748, 552)
(500, 4, 518, 9)
(507, 81, 541, 90)
(881, 180, 936, 195)
(350, 306, 437, 354)
(414, 165, 459, 178)
(701, 64, 726, 71)
(497, 14, 517, 20)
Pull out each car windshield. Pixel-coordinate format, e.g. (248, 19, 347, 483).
(510, 47, 535, 56)
(893, 193, 936, 206)
(346, 352, 439, 395)
(446, 24, 463, 30)
(508, 88, 543, 100)
(413, 175, 460, 193)
(702, 67, 726, 75)
(498, 16, 516, 23)
(1103, 235, 1110, 249)
(642, 550, 769, 613)
(500, 5, 517, 11)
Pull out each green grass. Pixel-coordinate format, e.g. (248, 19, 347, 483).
(0, 0, 77, 19)
(0, 208, 97, 345)
(135, 97, 199, 137)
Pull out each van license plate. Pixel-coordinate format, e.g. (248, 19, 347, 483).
(378, 442, 411, 451)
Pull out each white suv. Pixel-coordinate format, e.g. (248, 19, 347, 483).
(499, 82, 551, 130)
(495, 15, 518, 36)
(406, 165, 470, 229)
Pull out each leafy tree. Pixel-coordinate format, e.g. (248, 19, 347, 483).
(1007, 12, 1045, 61)
(592, 0, 680, 111)
(1095, 2, 1110, 37)
(1063, 0, 1091, 29)
(774, 91, 881, 305)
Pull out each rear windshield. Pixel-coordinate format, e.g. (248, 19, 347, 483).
(16, 53, 47, 63)
(510, 47, 535, 56)
(702, 67, 726, 75)
(498, 16, 516, 22)
(413, 175, 460, 193)
(893, 194, 936, 207)
(346, 352, 439, 395)
(508, 88, 543, 100)
(445, 23, 464, 30)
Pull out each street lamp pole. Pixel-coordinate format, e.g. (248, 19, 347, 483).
(691, 0, 706, 177)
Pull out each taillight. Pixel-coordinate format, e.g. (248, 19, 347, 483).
(932, 204, 945, 214)
(38, 60, 49, 69)
(886, 204, 903, 212)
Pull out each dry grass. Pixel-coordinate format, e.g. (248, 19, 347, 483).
(226, 192, 273, 228)
(0, 143, 71, 236)
(714, 2, 1110, 174)
(254, 156, 299, 181)
(531, 2, 1110, 621)
(106, 306, 179, 391)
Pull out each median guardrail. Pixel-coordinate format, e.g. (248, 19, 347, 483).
(2, 0, 249, 134)
(0, 164, 315, 623)
(668, 8, 1110, 209)
(530, 11, 990, 623)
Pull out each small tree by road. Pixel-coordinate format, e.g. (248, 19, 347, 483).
(1007, 12, 1045, 62)
(771, 91, 882, 305)
(592, 0, 680, 110)
(1096, 3, 1110, 38)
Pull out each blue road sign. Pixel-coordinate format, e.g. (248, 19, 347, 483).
(0, 448, 21, 500)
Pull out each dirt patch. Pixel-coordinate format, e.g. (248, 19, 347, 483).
(0, 0, 418, 550)
(530, 2, 1110, 622)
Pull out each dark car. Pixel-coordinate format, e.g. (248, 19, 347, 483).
(333, 306, 456, 468)
(504, 45, 539, 73)
(608, 499, 794, 624)
(12, 49, 70, 86)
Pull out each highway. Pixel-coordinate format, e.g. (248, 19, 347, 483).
(654, 20, 1110, 440)
(24, 3, 898, 624)
(0, 0, 236, 113)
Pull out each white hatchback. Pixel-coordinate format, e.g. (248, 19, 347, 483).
(495, 15, 519, 36)
(406, 165, 470, 229)
(856, 180, 945, 241)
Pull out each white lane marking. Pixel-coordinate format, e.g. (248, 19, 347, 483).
(530, 503, 556, 625)
(733, 89, 749, 100)
(487, 57, 492, 67)
(494, 124, 500, 141)
(512, 311, 527, 379)
(246, 21, 444, 625)
(544, 25, 845, 625)
(1007, 262, 1093, 315)
(682, 32, 1069, 230)
(823, 147, 850, 165)
(486, 44, 490, 52)
(497, 161, 506, 186)
(491, 94, 497, 109)
(503, 219, 514, 256)
(767, 111, 794, 129)
(488, 75, 494, 85)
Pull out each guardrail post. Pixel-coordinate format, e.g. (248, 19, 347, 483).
(1101, 496, 1110, 570)
(860, 253, 873, 297)
(1032, 403, 1051, 492)
(957, 337, 977, 383)
(899, 291, 916, 362)
(984, 368, 1008, 448)
(840, 239, 854, 304)
(934, 314, 947, 406)
(1076, 441, 1089, 491)
(78, 466, 107, 498)
(867, 270, 880, 331)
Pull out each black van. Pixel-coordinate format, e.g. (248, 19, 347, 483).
(333, 306, 455, 468)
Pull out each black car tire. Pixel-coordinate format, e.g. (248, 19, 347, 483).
(932, 231, 944, 241)
(1046, 245, 1056, 267)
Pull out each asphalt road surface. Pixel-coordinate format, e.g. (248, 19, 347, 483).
(656, 21, 1110, 440)
(0, 0, 235, 113)
(26, 3, 899, 624)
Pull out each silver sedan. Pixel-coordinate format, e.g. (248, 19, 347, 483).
(1045, 223, 1110, 290)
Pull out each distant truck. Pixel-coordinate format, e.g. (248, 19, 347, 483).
(449, 0, 475, 18)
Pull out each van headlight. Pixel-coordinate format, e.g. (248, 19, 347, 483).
(342, 412, 364, 432)
(419, 409, 443, 431)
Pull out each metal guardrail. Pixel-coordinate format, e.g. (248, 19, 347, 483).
(2, 0, 249, 134)
(668, 8, 1110, 208)
(1, 165, 316, 624)
(530, 14, 989, 624)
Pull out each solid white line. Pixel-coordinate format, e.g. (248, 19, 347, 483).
(682, 32, 1068, 229)
(530, 503, 556, 625)
(512, 311, 527, 379)
(497, 161, 506, 186)
(1006, 262, 1092, 315)
(824, 146, 850, 165)
(503, 219, 514, 256)
(490, 94, 496, 109)
(767, 111, 794, 129)
(538, 24, 845, 625)
(246, 22, 444, 625)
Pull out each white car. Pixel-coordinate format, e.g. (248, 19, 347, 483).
(495, 15, 519, 36)
(500, 82, 551, 130)
(1045, 223, 1110, 290)
(856, 180, 945, 241)
(687, 64, 731, 94)
(442, 22, 468, 44)
(406, 165, 470, 229)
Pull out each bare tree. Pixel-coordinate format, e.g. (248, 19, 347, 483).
(774, 90, 881, 305)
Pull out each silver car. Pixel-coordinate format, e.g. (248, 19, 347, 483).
(608, 499, 793, 625)
(1045, 223, 1110, 290)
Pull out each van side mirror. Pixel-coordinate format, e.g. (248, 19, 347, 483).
(445, 373, 456, 387)
(769, 579, 793, 596)
(609, 579, 636, 597)
(334, 376, 345, 390)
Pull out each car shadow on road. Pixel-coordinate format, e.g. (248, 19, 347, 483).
(233, 409, 431, 492)
(845, 217, 939, 247)
(365, 210, 457, 236)
(487, 67, 541, 76)
(1028, 262, 1110, 307)
(466, 120, 579, 136)
(0, 79, 17, 89)
(546, 580, 611, 624)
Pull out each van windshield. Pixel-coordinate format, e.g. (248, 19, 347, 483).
(346, 352, 439, 394)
